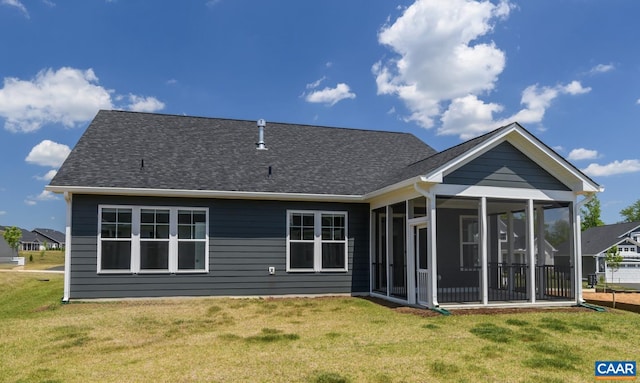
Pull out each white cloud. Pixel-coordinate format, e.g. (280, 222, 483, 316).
(166, 79, 178, 85)
(374, 0, 591, 139)
(0, 67, 165, 132)
(35, 169, 58, 182)
(582, 159, 640, 177)
(35, 190, 58, 200)
(25, 190, 59, 206)
(304, 83, 356, 106)
(590, 63, 614, 74)
(126, 94, 165, 113)
(206, 0, 221, 8)
(439, 81, 591, 139)
(374, 0, 511, 129)
(1, 0, 29, 18)
(306, 76, 326, 90)
(563, 80, 591, 95)
(0, 211, 6, 216)
(0, 67, 112, 132)
(25, 140, 71, 168)
(568, 148, 599, 161)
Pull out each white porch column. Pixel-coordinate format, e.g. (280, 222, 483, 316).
(428, 194, 439, 307)
(527, 199, 536, 303)
(480, 197, 488, 305)
(406, 202, 416, 305)
(508, 212, 515, 294)
(574, 202, 584, 303)
(536, 206, 546, 300)
(62, 192, 72, 303)
(385, 205, 391, 297)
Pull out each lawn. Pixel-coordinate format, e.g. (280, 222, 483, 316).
(17, 250, 64, 270)
(1, 272, 638, 383)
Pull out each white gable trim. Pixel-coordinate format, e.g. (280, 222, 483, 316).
(422, 123, 601, 194)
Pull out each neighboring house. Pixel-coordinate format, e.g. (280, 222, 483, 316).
(18, 228, 42, 251)
(33, 228, 66, 249)
(46, 110, 601, 308)
(582, 222, 640, 284)
(0, 225, 42, 252)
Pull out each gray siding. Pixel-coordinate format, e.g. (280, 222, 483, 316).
(444, 141, 570, 191)
(70, 195, 369, 299)
(436, 208, 479, 288)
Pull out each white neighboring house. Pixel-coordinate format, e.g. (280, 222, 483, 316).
(581, 221, 640, 284)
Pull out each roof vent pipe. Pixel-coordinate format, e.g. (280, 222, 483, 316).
(256, 119, 267, 150)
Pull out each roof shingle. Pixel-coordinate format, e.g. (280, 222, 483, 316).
(51, 110, 437, 195)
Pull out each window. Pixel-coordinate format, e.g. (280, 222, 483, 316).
(177, 210, 207, 270)
(100, 207, 132, 270)
(287, 210, 348, 272)
(460, 216, 479, 270)
(98, 205, 208, 273)
(140, 209, 170, 271)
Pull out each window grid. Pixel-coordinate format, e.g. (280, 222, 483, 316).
(98, 205, 208, 274)
(287, 210, 348, 272)
(460, 215, 479, 270)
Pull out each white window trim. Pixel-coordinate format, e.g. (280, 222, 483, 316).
(97, 205, 209, 274)
(460, 215, 479, 271)
(286, 210, 348, 273)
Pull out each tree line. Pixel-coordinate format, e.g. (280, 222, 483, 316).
(581, 196, 640, 231)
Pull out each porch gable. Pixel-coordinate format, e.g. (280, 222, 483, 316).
(443, 141, 570, 191)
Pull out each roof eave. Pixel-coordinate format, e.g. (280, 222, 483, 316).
(45, 185, 365, 203)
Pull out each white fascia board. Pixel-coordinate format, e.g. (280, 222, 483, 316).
(362, 176, 423, 200)
(45, 185, 364, 203)
(432, 184, 577, 202)
(423, 124, 601, 194)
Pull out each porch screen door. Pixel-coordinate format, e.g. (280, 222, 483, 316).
(414, 225, 428, 306)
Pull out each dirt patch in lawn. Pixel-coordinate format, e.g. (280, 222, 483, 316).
(394, 306, 590, 317)
(362, 296, 591, 317)
(583, 291, 640, 305)
(583, 291, 640, 313)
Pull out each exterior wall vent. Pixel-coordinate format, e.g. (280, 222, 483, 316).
(256, 119, 267, 150)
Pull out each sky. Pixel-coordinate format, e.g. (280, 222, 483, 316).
(1, 0, 639, 232)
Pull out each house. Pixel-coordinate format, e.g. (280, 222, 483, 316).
(33, 228, 66, 249)
(0, 225, 42, 251)
(582, 222, 640, 284)
(46, 110, 602, 308)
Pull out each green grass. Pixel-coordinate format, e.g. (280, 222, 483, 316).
(1, 272, 638, 382)
(17, 249, 65, 270)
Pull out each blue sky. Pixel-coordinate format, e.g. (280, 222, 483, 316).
(1, 0, 639, 231)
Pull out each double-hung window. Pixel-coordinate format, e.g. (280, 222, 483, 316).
(460, 215, 479, 270)
(287, 210, 348, 272)
(100, 207, 132, 270)
(98, 205, 208, 274)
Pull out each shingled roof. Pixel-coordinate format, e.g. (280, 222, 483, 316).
(33, 228, 66, 244)
(582, 221, 640, 255)
(50, 110, 438, 196)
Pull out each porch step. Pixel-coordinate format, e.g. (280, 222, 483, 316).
(578, 302, 607, 312)
(430, 307, 451, 316)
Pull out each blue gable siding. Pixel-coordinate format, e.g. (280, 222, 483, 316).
(69, 195, 370, 299)
(443, 141, 570, 191)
